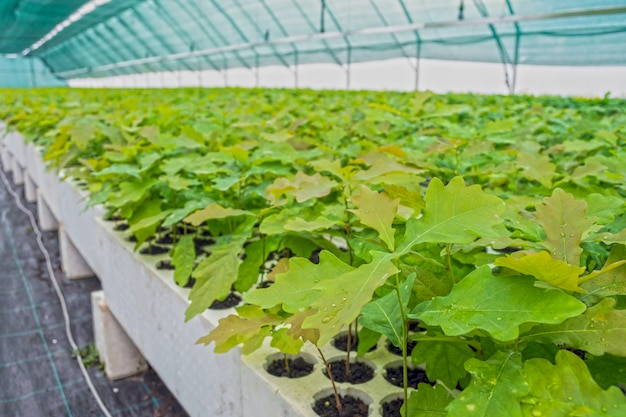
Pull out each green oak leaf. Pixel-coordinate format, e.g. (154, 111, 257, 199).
(580, 245, 626, 305)
(521, 297, 626, 357)
(595, 229, 626, 246)
(517, 151, 555, 188)
(196, 307, 282, 354)
(411, 336, 476, 389)
(585, 353, 626, 390)
(398, 177, 505, 252)
(384, 184, 425, 213)
(171, 235, 195, 286)
(536, 188, 594, 266)
(356, 327, 381, 357)
(303, 251, 400, 346)
(244, 251, 353, 313)
(411, 265, 586, 341)
(285, 309, 320, 345)
(139, 125, 159, 143)
(185, 236, 247, 321)
(349, 185, 399, 251)
(68, 121, 97, 149)
(211, 175, 240, 192)
(235, 236, 280, 293)
(494, 251, 585, 293)
(446, 351, 527, 417)
(266, 172, 336, 204)
(108, 178, 158, 208)
(183, 203, 254, 227)
(284, 216, 339, 232)
(586, 194, 624, 225)
(270, 328, 304, 355)
(403, 383, 453, 417)
(161, 174, 198, 190)
(352, 159, 421, 182)
(162, 198, 213, 227)
(128, 204, 170, 250)
(521, 350, 626, 417)
(94, 164, 142, 179)
(359, 274, 415, 347)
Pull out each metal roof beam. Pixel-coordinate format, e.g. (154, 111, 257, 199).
(178, 0, 249, 70)
(472, 0, 514, 92)
(153, 0, 220, 72)
(53, 4, 626, 78)
(288, 0, 343, 66)
(230, 0, 292, 69)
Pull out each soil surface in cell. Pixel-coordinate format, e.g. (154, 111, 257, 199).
(156, 259, 175, 270)
(324, 360, 374, 384)
(156, 234, 175, 245)
(382, 398, 404, 417)
(384, 366, 433, 389)
(387, 340, 417, 356)
(266, 357, 314, 378)
(332, 334, 377, 353)
(209, 292, 241, 309)
(140, 244, 169, 255)
(113, 222, 129, 231)
(312, 394, 369, 417)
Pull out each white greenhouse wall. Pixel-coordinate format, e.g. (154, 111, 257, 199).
(68, 58, 626, 98)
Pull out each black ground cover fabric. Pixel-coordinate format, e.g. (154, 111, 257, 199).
(0, 174, 188, 417)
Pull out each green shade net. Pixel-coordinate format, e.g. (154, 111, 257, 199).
(0, 0, 625, 79)
(0, 56, 66, 87)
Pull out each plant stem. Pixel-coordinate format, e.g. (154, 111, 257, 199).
(346, 322, 352, 376)
(284, 354, 291, 376)
(395, 274, 409, 413)
(342, 189, 354, 375)
(317, 346, 342, 412)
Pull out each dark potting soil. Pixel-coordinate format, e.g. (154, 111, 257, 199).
(384, 366, 433, 389)
(156, 234, 175, 245)
(156, 259, 175, 270)
(387, 340, 417, 356)
(184, 277, 196, 288)
(310, 247, 323, 264)
(266, 357, 314, 378)
(333, 333, 377, 353)
(564, 346, 586, 360)
(114, 222, 130, 231)
(139, 244, 170, 256)
(208, 292, 241, 309)
(105, 214, 123, 222)
(408, 320, 422, 332)
(194, 236, 215, 247)
(257, 280, 273, 288)
(324, 360, 375, 384)
(312, 394, 369, 417)
(382, 398, 404, 417)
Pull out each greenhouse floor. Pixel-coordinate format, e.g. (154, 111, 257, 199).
(0, 172, 188, 417)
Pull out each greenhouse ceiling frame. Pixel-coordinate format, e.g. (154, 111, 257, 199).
(43, 3, 626, 93)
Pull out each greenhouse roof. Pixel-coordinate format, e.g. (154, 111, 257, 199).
(1, 0, 625, 80)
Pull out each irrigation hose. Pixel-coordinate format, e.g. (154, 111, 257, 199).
(0, 164, 114, 417)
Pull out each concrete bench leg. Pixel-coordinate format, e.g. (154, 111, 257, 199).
(11, 159, 24, 185)
(92, 291, 148, 380)
(36, 190, 58, 231)
(2, 150, 13, 173)
(24, 172, 37, 203)
(59, 225, 94, 279)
